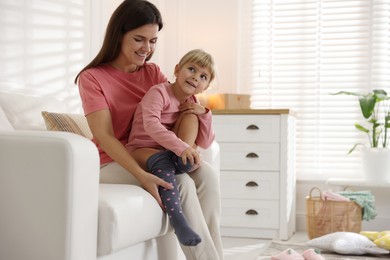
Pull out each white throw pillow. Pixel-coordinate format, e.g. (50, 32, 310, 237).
(0, 91, 66, 130)
(0, 105, 14, 130)
(306, 232, 390, 255)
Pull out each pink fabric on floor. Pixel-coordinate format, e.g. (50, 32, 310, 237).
(302, 248, 325, 260)
(271, 248, 304, 260)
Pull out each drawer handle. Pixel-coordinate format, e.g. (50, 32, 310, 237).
(245, 181, 259, 187)
(246, 152, 259, 158)
(246, 124, 259, 130)
(245, 209, 258, 215)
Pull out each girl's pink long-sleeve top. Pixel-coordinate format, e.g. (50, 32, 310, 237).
(126, 82, 215, 156)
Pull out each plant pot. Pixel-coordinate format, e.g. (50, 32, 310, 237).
(361, 147, 390, 182)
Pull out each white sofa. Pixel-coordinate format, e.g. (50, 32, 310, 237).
(0, 89, 220, 260)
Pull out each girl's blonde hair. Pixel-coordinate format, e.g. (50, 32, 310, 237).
(178, 49, 216, 83)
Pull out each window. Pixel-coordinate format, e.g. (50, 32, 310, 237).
(0, 0, 91, 111)
(250, 0, 390, 180)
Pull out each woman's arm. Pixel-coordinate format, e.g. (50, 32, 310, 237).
(86, 109, 173, 208)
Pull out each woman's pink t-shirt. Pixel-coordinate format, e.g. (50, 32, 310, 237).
(78, 63, 167, 164)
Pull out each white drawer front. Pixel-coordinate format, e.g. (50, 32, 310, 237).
(221, 199, 279, 228)
(219, 143, 280, 171)
(213, 115, 280, 143)
(221, 171, 279, 200)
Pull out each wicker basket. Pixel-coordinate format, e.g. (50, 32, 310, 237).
(306, 187, 362, 239)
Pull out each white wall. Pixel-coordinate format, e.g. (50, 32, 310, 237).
(90, 0, 124, 58)
(155, 0, 236, 93)
(154, 0, 252, 95)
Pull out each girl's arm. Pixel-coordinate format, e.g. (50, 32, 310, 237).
(140, 87, 190, 155)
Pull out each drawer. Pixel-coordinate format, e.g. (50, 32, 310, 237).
(221, 199, 279, 229)
(219, 143, 280, 171)
(213, 115, 280, 143)
(221, 171, 279, 200)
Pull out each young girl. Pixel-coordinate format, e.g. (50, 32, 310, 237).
(126, 49, 216, 246)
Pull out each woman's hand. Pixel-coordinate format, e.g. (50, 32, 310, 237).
(179, 102, 207, 115)
(138, 171, 174, 211)
(86, 111, 174, 210)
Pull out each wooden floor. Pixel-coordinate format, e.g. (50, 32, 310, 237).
(222, 231, 309, 260)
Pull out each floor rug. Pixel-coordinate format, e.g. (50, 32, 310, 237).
(256, 241, 390, 260)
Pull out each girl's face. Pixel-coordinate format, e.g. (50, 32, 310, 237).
(115, 24, 159, 71)
(173, 62, 211, 99)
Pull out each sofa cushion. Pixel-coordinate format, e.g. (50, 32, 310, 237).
(0, 91, 66, 130)
(41, 111, 93, 139)
(97, 184, 172, 256)
(0, 105, 14, 131)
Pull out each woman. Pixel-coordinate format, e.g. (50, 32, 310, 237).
(74, 1, 223, 259)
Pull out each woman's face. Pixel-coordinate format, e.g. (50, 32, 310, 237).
(116, 23, 159, 69)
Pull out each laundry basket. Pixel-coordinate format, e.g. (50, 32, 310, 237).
(306, 187, 362, 239)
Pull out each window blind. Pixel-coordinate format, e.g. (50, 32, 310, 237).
(250, 0, 390, 180)
(0, 0, 90, 107)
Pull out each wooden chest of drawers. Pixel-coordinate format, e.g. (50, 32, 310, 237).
(212, 109, 296, 240)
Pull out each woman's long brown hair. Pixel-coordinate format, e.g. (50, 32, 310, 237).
(74, 0, 163, 84)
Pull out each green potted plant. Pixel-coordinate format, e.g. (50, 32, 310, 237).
(333, 89, 390, 153)
(332, 89, 390, 181)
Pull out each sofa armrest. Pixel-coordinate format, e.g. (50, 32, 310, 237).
(0, 131, 100, 260)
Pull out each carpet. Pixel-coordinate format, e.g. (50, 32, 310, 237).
(256, 241, 390, 260)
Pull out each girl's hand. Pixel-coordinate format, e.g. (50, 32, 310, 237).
(179, 102, 207, 115)
(138, 171, 173, 211)
(181, 147, 200, 166)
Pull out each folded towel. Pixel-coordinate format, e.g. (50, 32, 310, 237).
(338, 191, 377, 221)
(322, 190, 350, 201)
